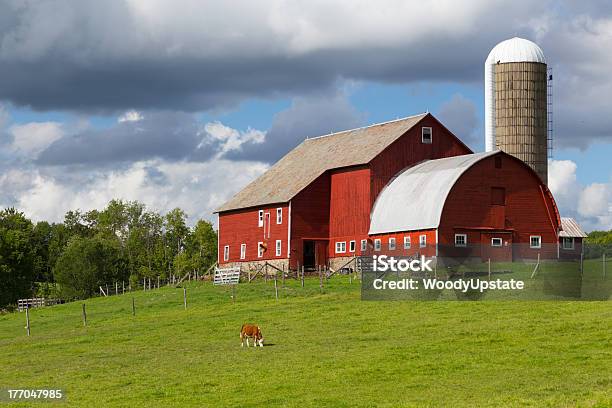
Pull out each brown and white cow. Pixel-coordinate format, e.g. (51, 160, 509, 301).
(240, 324, 264, 347)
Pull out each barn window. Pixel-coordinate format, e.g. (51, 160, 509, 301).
(454, 234, 467, 247)
(275, 240, 282, 256)
(388, 238, 396, 250)
(360, 239, 367, 252)
(265, 213, 271, 238)
(421, 127, 432, 144)
(240, 244, 246, 260)
(374, 239, 381, 251)
(495, 156, 502, 169)
(276, 208, 282, 224)
(562, 237, 574, 250)
(335, 241, 346, 253)
(491, 238, 502, 247)
(530, 236, 541, 249)
(258, 242, 264, 258)
(403, 236, 411, 249)
(491, 187, 506, 205)
(223, 245, 230, 261)
(419, 235, 427, 248)
(258, 210, 264, 227)
(349, 240, 356, 252)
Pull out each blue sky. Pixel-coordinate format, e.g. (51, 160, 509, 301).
(0, 1, 610, 231)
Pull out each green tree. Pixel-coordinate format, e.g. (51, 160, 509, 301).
(0, 209, 36, 307)
(164, 208, 190, 274)
(188, 220, 218, 273)
(53, 236, 126, 299)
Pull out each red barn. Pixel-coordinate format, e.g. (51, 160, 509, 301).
(216, 112, 581, 270)
(216, 113, 471, 270)
(369, 151, 561, 261)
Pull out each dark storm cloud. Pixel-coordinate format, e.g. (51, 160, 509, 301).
(0, 0, 611, 150)
(36, 111, 212, 165)
(0, 0, 543, 113)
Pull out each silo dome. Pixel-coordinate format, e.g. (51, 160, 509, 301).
(485, 37, 546, 65)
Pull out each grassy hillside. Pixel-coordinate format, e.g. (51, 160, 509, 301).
(1, 277, 611, 407)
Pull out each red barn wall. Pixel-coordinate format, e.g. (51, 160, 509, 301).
(218, 203, 289, 264)
(559, 238, 583, 260)
(328, 166, 371, 257)
(369, 115, 472, 207)
(438, 154, 559, 259)
(290, 173, 330, 268)
(367, 230, 437, 258)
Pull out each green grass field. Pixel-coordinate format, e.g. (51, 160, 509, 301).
(1, 277, 611, 407)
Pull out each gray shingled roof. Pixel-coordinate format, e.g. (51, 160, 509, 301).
(559, 217, 587, 238)
(216, 113, 428, 213)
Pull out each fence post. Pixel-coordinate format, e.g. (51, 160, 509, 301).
(106, 284, 109, 296)
(143, 278, 146, 291)
(157, 276, 160, 289)
(580, 252, 584, 276)
(604, 253, 607, 279)
(319, 266, 323, 293)
(82, 303, 87, 326)
(122, 281, 125, 295)
(25, 306, 31, 336)
(301, 266, 305, 288)
(132, 297, 135, 316)
(282, 264, 285, 288)
(488, 258, 491, 280)
(115, 281, 118, 295)
(265, 263, 268, 282)
(274, 273, 279, 300)
(183, 287, 187, 310)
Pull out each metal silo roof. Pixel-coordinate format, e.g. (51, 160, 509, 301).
(485, 37, 546, 64)
(369, 151, 498, 234)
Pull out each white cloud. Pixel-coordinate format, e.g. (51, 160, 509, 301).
(578, 183, 612, 229)
(202, 121, 265, 156)
(118, 110, 143, 123)
(9, 122, 64, 157)
(548, 160, 580, 211)
(549, 159, 612, 231)
(5, 158, 267, 225)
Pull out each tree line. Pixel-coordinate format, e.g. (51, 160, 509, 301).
(0, 200, 217, 308)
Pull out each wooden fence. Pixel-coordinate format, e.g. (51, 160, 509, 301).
(17, 298, 62, 312)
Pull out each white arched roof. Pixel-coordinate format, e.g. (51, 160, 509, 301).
(369, 151, 497, 234)
(485, 37, 546, 64)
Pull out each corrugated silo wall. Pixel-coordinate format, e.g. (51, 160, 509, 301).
(494, 62, 548, 184)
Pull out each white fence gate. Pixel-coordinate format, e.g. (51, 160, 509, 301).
(213, 267, 241, 285)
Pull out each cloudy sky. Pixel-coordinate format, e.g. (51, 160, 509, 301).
(0, 0, 610, 231)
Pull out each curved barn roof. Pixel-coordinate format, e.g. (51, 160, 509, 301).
(369, 151, 498, 234)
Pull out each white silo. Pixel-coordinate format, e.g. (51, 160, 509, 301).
(484, 37, 548, 184)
